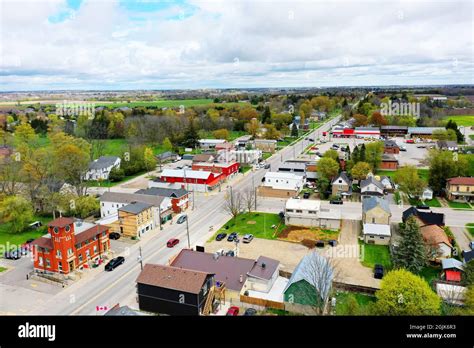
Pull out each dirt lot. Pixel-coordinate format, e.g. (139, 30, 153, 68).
(278, 226, 339, 243)
(205, 238, 310, 273)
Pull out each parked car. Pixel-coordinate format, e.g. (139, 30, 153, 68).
(226, 306, 239, 316)
(109, 232, 121, 240)
(469, 241, 474, 250)
(167, 238, 180, 248)
(331, 144, 339, 150)
(243, 234, 254, 243)
(244, 308, 257, 316)
(227, 232, 238, 242)
(315, 151, 323, 157)
(105, 256, 125, 271)
(315, 240, 325, 248)
(4, 250, 21, 260)
(374, 264, 384, 279)
(303, 192, 311, 199)
(308, 138, 314, 142)
(329, 199, 343, 205)
(176, 215, 187, 224)
(406, 139, 414, 144)
(264, 163, 271, 169)
(416, 204, 430, 210)
(215, 233, 227, 241)
(28, 221, 43, 229)
(225, 250, 235, 257)
(216, 249, 225, 256)
(399, 145, 407, 151)
(328, 240, 337, 247)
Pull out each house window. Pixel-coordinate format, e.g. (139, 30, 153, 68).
(286, 209, 294, 213)
(370, 236, 374, 238)
(93, 246, 97, 254)
(56, 250, 62, 258)
(85, 250, 90, 258)
(67, 248, 73, 256)
(38, 257, 43, 266)
(309, 210, 317, 214)
(102, 203, 104, 207)
(78, 254, 83, 263)
(46, 259, 51, 268)
(58, 263, 63, 272)
(296, 210, 303, 213)
(372, 218, 375, 223)
(380, 237, 385, 239)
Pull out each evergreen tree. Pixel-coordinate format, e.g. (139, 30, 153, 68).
(182, 118, 199, 148)
(392, 217, 427, 274)
(351, 145, 360, 163)
(445, 119, 464, 143)
(291, 122, 298, 137)
(261, 106, 271, 124)
(359, 143, 366, 162)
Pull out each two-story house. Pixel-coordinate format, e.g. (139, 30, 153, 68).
(362, 196, 392, 245)
(331, 172, 352, 197)
(446, 177, 474, 202)
(360, 176, 385, 197)
(284, 198, 341, 230)
(109, 202, 154, 238)
(85, 156, 121, 181)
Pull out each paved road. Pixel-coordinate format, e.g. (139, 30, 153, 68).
(11, 115, 341, 315)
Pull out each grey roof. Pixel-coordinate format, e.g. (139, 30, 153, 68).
(119, 201, 153, 214)
(283, 253, 333, 301)
(135, 187, 188, 198)
(408, 127, 444, 134)
(437, 140, 458, 148)
(360, 176, 385, 191)
(382, 153, 398, 162)
(441, 258, 464, 271)
(156, 151, 178, 160)
(100, 191, 165, 207)
(331, 171, 351, 185)
(355, 127, 380, 131)
(384, 140, 399, 148)
(89, 156, 120, 170)
(362, 196, 391, 214)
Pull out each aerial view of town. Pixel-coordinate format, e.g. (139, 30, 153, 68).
(0, 0, 473, 346)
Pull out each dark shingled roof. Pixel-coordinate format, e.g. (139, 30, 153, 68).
(135, 187, 188, 199)
(247, 256, 279, 280)
(118, 201, 152, 214)
(32, 236, 53, 250)
(402, 207, 445, 226)
(384, 140, 399, 148)
(89, 156, 120, 170)
(170, 249, 256, 292)
(136, 264, 212, 294)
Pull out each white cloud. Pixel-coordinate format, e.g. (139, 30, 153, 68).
(0, 0, 472, 90)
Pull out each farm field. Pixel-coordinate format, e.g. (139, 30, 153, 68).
(442, 115, 474, 126)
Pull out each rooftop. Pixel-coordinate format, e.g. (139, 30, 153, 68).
(447, 177, 474, 186)
(362, 196, 391, 214)
(161, 168, 214, 180)
(285, 198, 321, 211)
(118, 201, 153, 215)
(363, 223, 391, 237)
(89, 156, 120, 170)
(135, 187, 188, 198)
(100, 192, 165, 207)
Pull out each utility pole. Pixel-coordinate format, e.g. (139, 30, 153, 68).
(185, 216, 191, 248)
(192, 190, 195, 211)
(138, 246, 143, 271)
(158, 206, 162, 230)
(252, 175, 257, 210)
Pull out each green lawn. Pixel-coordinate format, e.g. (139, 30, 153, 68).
(240, 165, 252, 174)
(408, 197, 441, 207)
(335, 292, 376, 315)
(447, 201, 472, 209)
(442, 115, 474, 127)
(419, 266, 441, 286)
(0, 267, 7, 272)
(198, 130, 248, 142)
(360, 242, 392, 269)
(469, 134, 474, 140)
(466, 223, 474, 237)
(212, 212, 286, 241)
(0, 215, 52, 251)
(277, 137, 296, 148)
(262, 152, 272, 160)
(85, 170, 148, 187)
(376, 168, 429, 182)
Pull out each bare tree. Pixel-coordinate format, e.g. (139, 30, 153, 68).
(242, 187, 256, 213)
(223, 189, 242, 220)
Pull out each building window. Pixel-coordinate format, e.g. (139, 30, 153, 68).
(309, 210, 317, 214)
(38, 257, 43, 266)
(93, 246, 97, 254)
(79, 254, 83, 263)
(46, 259, 51, 268)
(56, 250, 62, 258)
(286, 209, 294, 213)
(85, 250, 90, 258)
(67, 248, 73, 256)
(58, 263, 63, 272)
(296, 210, 303, 213)
(53, 227, 59, 234)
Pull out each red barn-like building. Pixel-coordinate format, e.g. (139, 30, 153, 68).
(160, 168, 225, 192)
(191, 162, 239, 179)
(32, 217, 110, 274)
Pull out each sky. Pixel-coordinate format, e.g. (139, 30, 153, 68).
(0, 0, 473, 91)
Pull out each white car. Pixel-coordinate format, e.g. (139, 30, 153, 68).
(243, 234, 254, 243)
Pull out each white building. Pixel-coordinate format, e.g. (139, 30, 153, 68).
(284, 198, 341, 230)
(85, 156, 121, 181)
(259, 172, 305, 198)
(198, 139, 227, 150)
(362, 223, 391, 245)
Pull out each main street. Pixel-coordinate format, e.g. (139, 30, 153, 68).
(19, 115, 342, 315)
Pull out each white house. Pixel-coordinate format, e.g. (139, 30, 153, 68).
(259, 172, 305, 198)
(363, 223, 391, 245)
(360, 176, 385, 197)
(284, 198, 341, 230)
(99, 191, 172, 228)
(85, 156, 121, 181)
(198, 139, 226, 150)
(422, 187, 434, 200)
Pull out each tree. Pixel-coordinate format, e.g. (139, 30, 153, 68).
(109, 166, 125, 182)
(432, 129, 448, 141)
(73, 195, 100, 218)
(392, 217, 428, 273)
(353, 114, 368, 127)
(14, 122, 36, 145)
(162, 137, 173, 152)
(369, 111, 388, 126)
(0, 195, 34, 233)
(365, 141, 384, 171)
(373, 269, 441, 315)
(463, 260, 474, 286)
(316, 177, 330, 199)
(351, 145, 360, 163)
(53, 143, 91, 196)
(323, 149, 339, 162)
(290, 122, 298, 137)
(246, 118, 260, 138)
(261, 106, 271, 124)
(182, 118, 200, 148)
(143, 147, 157, 173)
(212, 128, 230, 140)
(317, 157, 339, 180)
(242, 187, 256, 213)
(445, 119, 464, 143)
(359, 143, 366, 162)
(351, 161, 371, 180)
(428, 150, 468, 194)
(394, 166, 425, 198)
(264, 124, 281, 140)
(445, 129, 457, 141)
(463, 286, 474, 315)
(223, 189, 242, 220)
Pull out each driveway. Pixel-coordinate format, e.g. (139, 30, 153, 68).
(451, 226, 471, 251)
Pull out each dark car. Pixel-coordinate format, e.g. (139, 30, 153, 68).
(264, 163, 271, 169)
(416, 204, 430, 210)
(244, 308, 257, 316)
(303, 192, 311, 199)
(167, 238, 180, 248)
(105, 256, 125, 271)
(308, 138, 314, 142)
(315, 151, 323, 157)
(331, 144, 339, 150)
(177, 215, 187, 224)
(315, 240, 325, 248)
(4, 250, 21, 260)
(227, 232, 238, 242)
(328, 240, 337, 247)
(225, 250, 235, 257)
(374, 264, 384, 279)
(329, 199, 343, 205)
(109, 232, 121, 240)
(215, 233, 227, 241)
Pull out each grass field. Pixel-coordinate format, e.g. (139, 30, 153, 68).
(0, 215, 52, 251)
(360, 242, 392, 269)
(335, 292, 376, 315)
(408, 197, 441, 207)
(376, 168, 429, 182)
(419, 266, 441, 286)
(442, 115, 474, 127)
(470, 134, 474, 140)
(198, 130, 248, 141)
(447, 201, 472, 209)
(212, 212, 286, 240)
(466, 223, 474, 237)
(0, 267, 7, 272)
(85, 170, 147, 187)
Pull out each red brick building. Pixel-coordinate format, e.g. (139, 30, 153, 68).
(380, 154, 399, 170)
(32, 217, 110, 274)
(191, 162, 239, 179)
(384, 140, 400, 154)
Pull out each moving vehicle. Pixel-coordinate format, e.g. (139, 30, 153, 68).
(109, 232, 121, 240)
(105, 256, 125, 271)
(227, 232, 238, 242)
(225, 250, 235, 257)
(405, 139, 414, 144)
(303, 192, 311, 199)
(469, 241, 474, 250)
(4, 250, 21, 260)
(264, 163, 271, 169)
(374, 264, 384, 279)
(176, 215, 187, 224)
(244, 308, 257, 316)
(315, 240, 325, 248)
(329, 199, 343, 205)
(243, 234, 254, 243)
(226, 306, 239, 316)
(167, 238, 180, 248)
(399, 145, 407, 151)
(215, 233, 227, 241)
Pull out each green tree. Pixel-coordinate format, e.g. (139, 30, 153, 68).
(109, 166, 125, 182)
(316, 177, 330, 199)
(392, 217, 427, 273)
(394, 165, 425, 198)
(365, 141, 384, 171)
(323, 149, 339, 161)
(428, 150, 468, 194)
(317, 157, 340, 180)
(359, 144, 366, 162)
(261, 106, 271, 124)
(162, 137, 173, 152)
(374, 269, 441, 315)
(73, 195, 100, 218)
(351, 161, 371, 180)
(212, 128, 230, 140)
(14, 122, 37, 145)
(445, 119, 464, 143)
(143, 147, 157, 173)
(0, 195, 34, 233)
(182, 118, 199, 148)
(463, 260, 474, 286)
(351, 145, 360, 163)
(291, 122, 298, 137)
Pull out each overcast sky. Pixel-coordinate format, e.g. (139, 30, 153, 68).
(0, 0, 473, 91)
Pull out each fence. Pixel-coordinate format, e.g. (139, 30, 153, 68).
(333, 281, 378, 295)
(240, 294, 285, 310)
